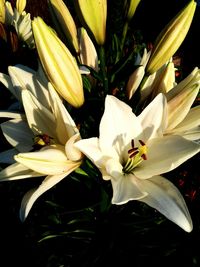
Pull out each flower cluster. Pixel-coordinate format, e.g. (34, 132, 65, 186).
(0, 0, 199, 235)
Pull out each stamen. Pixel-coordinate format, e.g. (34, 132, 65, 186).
(141, 153, 147, 160)
(129, 151, 139, 158)
(139, 139, 145, 146)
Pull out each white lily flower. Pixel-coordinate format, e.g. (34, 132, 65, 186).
(0, 82, 83, 221)
(75, 94, 200, 232)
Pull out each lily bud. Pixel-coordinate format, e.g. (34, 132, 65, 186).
(0, 0, 5, 23)
(126, 49, 150, 99)
(16, 0, 26, 14)
(146, 0, 196, 75)
(32, 17, 84, 108)
(125, 0, 141, 21)
(78, 27, 99, 72)
(48, 0, 79, 53)
(76, 0, 107, 45)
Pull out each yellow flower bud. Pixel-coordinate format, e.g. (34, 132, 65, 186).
(0, 0, 5, 23)
(16, 0, 26, 14)
(76, 0, 107, 45)
(78, 27, 99, 72)
(32, 17, 84, 108)
(48, 0, 79, 53)
(125, 0, 141, 21)
(146, 0, 196, 75)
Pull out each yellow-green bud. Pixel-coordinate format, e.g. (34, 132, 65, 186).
(48, 0, 79, 53)
(146, 0, 196, 75)
(76, 0, 107, 45)
(32, 17, 84, 108)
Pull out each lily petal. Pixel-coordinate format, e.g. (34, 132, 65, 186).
(139, 175, 192, 232)
(14, 145, 80, 175)
(105, 158, 147, 204)
(138, 93, 167, 140)
(99, 95, 143, 157)
(168, 105, 200, 134)
(19, 172, 68, 221)
(135, 135, 200, 178)
(0, 163, 41, 181)
(21, 90, 56, 137)
(48, 83, 79, 144)
(1, 118, 34, 152)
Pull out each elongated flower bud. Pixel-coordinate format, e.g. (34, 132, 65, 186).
(32, 17, 84, 108)
(125, 0, 141, 21)
(76, 0, 107, 45)
(78, 27, 99, 72)
(48, 0, 79, 53)
(0, 0, 5, 23)
(16, 0, 26, 14)
(146, 0, 196, 75)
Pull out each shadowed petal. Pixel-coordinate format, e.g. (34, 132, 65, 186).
(0, 163, 42, 181)
(138, 175, 192, 232)
(19, 173, 67, 221)
(1, 118, 34, 152)
(100, 95, 142, 157)
(138, 93, 167, 140)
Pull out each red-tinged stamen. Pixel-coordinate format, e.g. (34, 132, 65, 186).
(141, 153, 147, 160)
(129, 151, 139, 158)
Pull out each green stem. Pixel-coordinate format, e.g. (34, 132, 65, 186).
(98, 45, 108, 93)
(120, 21, 129, 52)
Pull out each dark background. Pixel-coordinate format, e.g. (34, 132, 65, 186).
(0, 1, 200, 266)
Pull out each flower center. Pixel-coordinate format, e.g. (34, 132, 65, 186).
(123, 139, 148, 174)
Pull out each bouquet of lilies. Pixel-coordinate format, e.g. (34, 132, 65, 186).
(0, 0, 200, 263)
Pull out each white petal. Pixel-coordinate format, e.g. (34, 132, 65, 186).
(139, 175, 192, 232)
(1, 118, 34, 151)
(167, 85, 199, 131)
(0, 163, 42, 180)
(14, 145, 80, 175)
(104, 158, 147, 204)
(138, 93, 167, 140)
(75, 137, 103, 166)
(169, 106, 200, 134)
(8, 65, 51, 109)
(65, 133, 83, 161)
(0, 111, 24, 119)
(48, 83, 79, 144)
(134, 135, 200, 178)
(99, 95, 143, 157)
(21, 90, 56, 138)
(0, 72, 20, 100)
(19, 173, 67, 221)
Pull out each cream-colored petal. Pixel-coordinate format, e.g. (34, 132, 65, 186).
(0, 111, 24, 119)
(8, 65, 51, 109)
(1, 118, 34, 151)
(138, 93, 167, 141)
(138, 175, 192, 232)
(169, 105, 200, 134)
(167, 85, 199, 131)
(0, 162, 42, 181)
(75, 137, 108, 170)
(111, 173, 147, 204)
(65, 133, 83, 161)
(0, 72, 20, 99)
(19, 172, 68, 221)
(134, 135, 200, 179)
(99, 95, 143, 158)
(21, 90, 56, 138)
(14, 145, 81, 175)
(48, 83, 79, 144)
